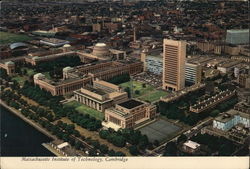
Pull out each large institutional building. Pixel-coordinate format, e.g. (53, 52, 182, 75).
(103, 99, 157, 130)
(34, 60, 143, 96)
(73, 79, 128, 112)
(162, 39, 186, 91)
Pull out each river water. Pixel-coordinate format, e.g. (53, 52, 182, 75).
(0, 105, 54, 156)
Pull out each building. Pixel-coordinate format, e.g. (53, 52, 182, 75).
(185, 62, 202, 85)
(162, 39, 186, 91)
(217, 60, 242, 74)
(237, 73, 250, 89)
(0, 61, 15, 75)
(40, 38, 70, 47)
(103, 99, 156, 130)
(213, 109, 250, 131)
(182, 140, 201, 154)
(190, 90, 236, 113)
(141, 50, 163, 75)
(34, 60, 143, 96)
(92, 23, 102, 32)
(34, 73, 91, 96)
(73, 79, 128, 112)
(226, 29, 249, 45)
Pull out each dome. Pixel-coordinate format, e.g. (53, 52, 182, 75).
(63, 44, 71, 48)
(95, 43, 107, 47)
(34, 73, 45, 80)
(10, 42, 28, 50)
(63, 66, 73, 72)
(32, 56, 40, 61)
(93, 43, 109, 57)
(5, 61, 15, 66)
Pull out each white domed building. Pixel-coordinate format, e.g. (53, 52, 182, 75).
(92, 43, 110, 57)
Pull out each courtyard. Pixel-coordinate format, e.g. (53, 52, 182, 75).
(119, 80, 167, 103)
(64, 101, 104, 121)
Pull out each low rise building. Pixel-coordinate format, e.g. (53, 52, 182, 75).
(103, 99, 157, 130)
(73, 79, 128, 112)
(190, 90, 236, 113)
(213, 109, 250, 131)
(182, 140, 201, 154)
(40, 38, 70, 47)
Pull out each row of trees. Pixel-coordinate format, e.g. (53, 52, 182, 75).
(1, 89, 124, 156)
(99, 128, 154, 155)
(67, 110, 102, 131)
(107, 73, 130, 85)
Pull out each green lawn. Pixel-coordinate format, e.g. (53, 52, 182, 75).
(21, 68, 36, 76)
(0, 31, 33, 44)
(12, 76, 26, 86)
(119, 81, 167, 102)
(64, 101, 104, 120)
(138, 90, 168, 103)
(119, 81, 154, 97)
(43, 72, 52, 80)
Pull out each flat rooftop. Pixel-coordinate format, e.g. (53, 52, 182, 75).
(118, 99, 144, 109)
(83, 86, 106, 95)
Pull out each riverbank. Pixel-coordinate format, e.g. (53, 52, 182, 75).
(0, 99, 57, 140)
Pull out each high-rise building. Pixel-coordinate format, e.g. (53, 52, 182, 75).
(162, 39, 186, 91)
(185, 62, 202, 85)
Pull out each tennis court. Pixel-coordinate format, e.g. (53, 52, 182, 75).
(139, 119, 182, 142)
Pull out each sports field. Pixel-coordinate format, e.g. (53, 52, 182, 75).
(0, 31, 33, 44)
(139, 119, 182, 143)
(64, 101, 104, 120)
(119, 81, 167, 102)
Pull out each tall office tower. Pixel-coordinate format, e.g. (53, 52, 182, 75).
(162, 39, 186, 91)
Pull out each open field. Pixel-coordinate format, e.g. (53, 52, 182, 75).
(119, 81, 168, 102)
(64, 101, 104, 121)
(139, 119, 182, 143)
(0, 31, 33, 44)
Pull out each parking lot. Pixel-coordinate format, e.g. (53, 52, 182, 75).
(139, 119, 182, 143)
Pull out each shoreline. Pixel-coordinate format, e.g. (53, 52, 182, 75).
(0, 99, 57, 141)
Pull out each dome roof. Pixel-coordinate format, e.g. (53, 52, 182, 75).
(93, 43, 109, 57)
(10, 42, 28, 50)
(63, 66, 73, 72)
(95, 43, 107, 47)
(5, 61, 15, 66)
(63, 44, 71, 48)
(34, 73, 45, 80)
(32, 56, 40, 61)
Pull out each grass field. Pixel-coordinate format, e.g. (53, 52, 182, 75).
(0, 31, 33, 44)
(64, 101, 104, 120)
(119, 81, 168, 102)
(138, 90, 167, 103)
(11, 76, 26, 86)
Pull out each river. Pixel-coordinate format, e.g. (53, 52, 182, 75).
(0, 105, 54, 156)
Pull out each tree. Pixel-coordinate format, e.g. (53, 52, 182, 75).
(135, 90, 140, 95)
(129, 145, 139, 156)
(163, 142, 178, 156)
(124, 87, 131, 98)
(210, 109, 220, 117)
(142, 83, 146, 88)
(153, 140, 160, 147)
(100, 144, 109, 154)
(177, 134, 187, 144)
